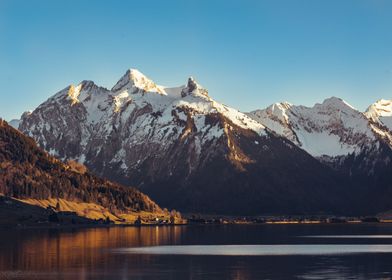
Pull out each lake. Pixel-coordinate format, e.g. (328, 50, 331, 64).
(1, 224, 392, 279)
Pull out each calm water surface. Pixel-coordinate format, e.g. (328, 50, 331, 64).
(1, 224, 392, 279)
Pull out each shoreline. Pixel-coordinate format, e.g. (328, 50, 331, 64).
(2, 219, 391, 230)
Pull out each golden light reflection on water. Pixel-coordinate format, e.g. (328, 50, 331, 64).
(0, 226, 186, 273)
(1, 225, 392, 280)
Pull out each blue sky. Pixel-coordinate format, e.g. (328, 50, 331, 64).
(1, 0, 392, 120)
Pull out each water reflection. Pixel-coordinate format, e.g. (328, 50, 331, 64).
(116, 244, 392, 256)
(302, 235, 392, 239)
(0, 225, 391, 279)
(0, 226, 186, 274)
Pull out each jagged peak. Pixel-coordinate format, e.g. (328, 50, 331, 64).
(181, 76, 208, 97)
(187, 76, 199, 90)
(374, 98, 392, 105)
(111, 68, 165, 94)
(250, 101, 292, 115)
(365, 99, 392, 123)
(78, 80, 98, 89)
(256, 102, 293, 123)
(267, 101, 293, 111)
(366, 99, 392, 115)
(50, 80, 105, 104)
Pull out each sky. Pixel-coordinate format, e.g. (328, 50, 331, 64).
(1, 0, 392, 121)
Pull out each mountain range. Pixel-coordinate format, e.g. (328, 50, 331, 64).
(10, 69, 392, 215)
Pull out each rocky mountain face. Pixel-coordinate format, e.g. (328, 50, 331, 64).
(17, 69, 353, 215)
(248, 97, 392, 167)
(0, 119, 160, 218)
(249, 98, 392, 214)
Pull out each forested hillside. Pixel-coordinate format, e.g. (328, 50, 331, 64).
(0, 119, 160, 215)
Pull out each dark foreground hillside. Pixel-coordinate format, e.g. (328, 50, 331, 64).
(0, 119, 164, 224)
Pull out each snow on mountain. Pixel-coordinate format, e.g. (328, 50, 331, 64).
(19, 68, 352, 215)
(19, 68, 268, 176)
(249, 97, 383, 158)
(365, 99, 392, 131)
(17, 68, 392, 215)
(111, 68, 166, 94)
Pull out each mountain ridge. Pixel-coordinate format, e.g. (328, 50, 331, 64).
(249, 97, 392, 159)
(13, 68, 392, 215)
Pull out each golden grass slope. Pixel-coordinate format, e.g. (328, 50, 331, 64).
(17, 197, 185, 224)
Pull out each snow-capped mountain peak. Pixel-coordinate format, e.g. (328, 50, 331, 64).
(365, 99, 392, 131)
(249, 97, 378, 158)
(267, 102, 293, 111)
(316, 96, 356, 112)
(181, 76, 208, 98)
(49, 80, 105, 105)
(366, 99, 392, 116)
(18, 69, 269, 169)
(263, 102, 293, 123)
(111, 68, 166, 94)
